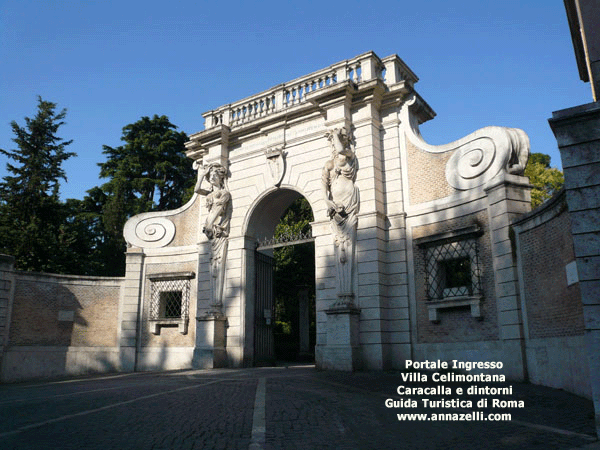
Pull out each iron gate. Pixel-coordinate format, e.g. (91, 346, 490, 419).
(254, 251, 275, 365)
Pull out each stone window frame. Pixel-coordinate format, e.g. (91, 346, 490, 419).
(415, 225, 484, 323)
(147, 271, 195, 335)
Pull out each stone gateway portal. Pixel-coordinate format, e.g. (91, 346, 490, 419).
(120, 51, 532, 374)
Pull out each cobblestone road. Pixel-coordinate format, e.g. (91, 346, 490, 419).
(0, 366, 596, 449)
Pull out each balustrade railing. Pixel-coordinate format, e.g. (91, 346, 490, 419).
(201, 51, 406, 131)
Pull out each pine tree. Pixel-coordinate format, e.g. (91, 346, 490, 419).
(0, 97, 76, 272)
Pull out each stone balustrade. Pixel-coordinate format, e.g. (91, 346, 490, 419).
(201, 51, 417, 131)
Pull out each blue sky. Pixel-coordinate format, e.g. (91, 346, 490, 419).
(0, 0, 592, 201)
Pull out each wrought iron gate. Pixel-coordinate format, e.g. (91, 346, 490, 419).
(254, 251, 275, 365)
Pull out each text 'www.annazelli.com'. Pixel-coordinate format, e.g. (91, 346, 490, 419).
(397, 412, 512, 421)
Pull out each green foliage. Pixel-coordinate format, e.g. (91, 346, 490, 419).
(273, 198, 316, 358)
(524, 153, 564, 208)
(81, 115, 194, 275)
(0, 97, 76, 272)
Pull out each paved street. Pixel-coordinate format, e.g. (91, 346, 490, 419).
(0, 365, 597, 449)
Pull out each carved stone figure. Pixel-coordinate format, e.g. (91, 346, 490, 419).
(322, 127, 359, 304)
(194, 162, 232, 314)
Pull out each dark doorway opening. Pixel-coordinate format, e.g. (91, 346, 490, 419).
(271, 198, 315, 363)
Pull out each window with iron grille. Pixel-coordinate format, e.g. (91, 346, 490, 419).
(424, 239, 482, 300)
(148, 272, 194, 334)
(415, 226, 484, 322)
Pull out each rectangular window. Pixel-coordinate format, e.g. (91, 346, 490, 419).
(441, 257, 472, 297)
(415, 226, 484, 322)
(160, 291, 183, 319)
(147, 272, 195, 334)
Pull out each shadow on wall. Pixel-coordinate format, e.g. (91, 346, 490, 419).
(1, 273, 121, 383)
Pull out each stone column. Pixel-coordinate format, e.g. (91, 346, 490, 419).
(119, 248, 145, 372)
(0, 255, 15, 379)
(484, 173, 531, 381)
(549, 101, 600, 435)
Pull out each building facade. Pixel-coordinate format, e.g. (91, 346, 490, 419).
(0, 53, 587, 400)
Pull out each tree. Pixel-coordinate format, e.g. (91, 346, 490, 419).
(524, 153, 565, 208)
(0, 97, 76, 272)
(84, 115, 194, 275)
(272, 197, 315, 359)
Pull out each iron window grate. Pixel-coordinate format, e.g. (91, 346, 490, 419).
(424, 239, 482, 300)
(150, 278, 190, 320)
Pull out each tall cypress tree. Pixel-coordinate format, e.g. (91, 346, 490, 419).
(0, 97, 76, 272)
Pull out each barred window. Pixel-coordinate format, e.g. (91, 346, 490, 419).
(159, 291, 183, 319)
(416, 226, 484, 323)
(148, 272, 194, 334)
(424, 239, 482, 301)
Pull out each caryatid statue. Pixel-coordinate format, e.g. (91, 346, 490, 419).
(194, 162, 232, 315)
(322, 127, 359, 305)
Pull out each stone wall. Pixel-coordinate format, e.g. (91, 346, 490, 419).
(513, 190, 589, 397)
(1, 267, 123, 382)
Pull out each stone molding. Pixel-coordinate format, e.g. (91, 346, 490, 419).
(512, 189, 567, 233)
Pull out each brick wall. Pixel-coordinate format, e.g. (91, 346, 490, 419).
(8, 272, 122, 347)
(515, 194, 584, 339)
(406, 139, 455, 204)
(0, 255, 15, 358)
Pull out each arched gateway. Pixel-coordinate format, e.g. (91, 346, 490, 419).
(121, 51, 531, 375)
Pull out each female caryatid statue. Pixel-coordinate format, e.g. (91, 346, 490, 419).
(194, 162, 232, 315)
(322, 127, 359, 305)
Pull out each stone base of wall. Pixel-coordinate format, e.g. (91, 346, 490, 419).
(414, 340, 525, 381)
(136, 347, 195, 372)
(526, 336, 590, 398)
(386, 343, 412, 370)
(1, 346, 119, 382)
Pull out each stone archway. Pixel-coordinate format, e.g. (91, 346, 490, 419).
(242, 187, 316, 366)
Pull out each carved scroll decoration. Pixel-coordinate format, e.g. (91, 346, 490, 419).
(445, 127, 530, 190)
(401, 93, 530, 191)
(123, 216, 176, 249)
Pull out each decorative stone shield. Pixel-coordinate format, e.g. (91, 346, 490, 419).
(264, 147, 286, 187)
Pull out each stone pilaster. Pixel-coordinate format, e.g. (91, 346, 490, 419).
(321, 305, 361, 371)
(0, 255, 15, 378)
(484, 173, 531, 381)
(119, 249, 145, 371)
(549, 101, 600, 435)
(194, 315, 227, 368)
